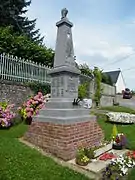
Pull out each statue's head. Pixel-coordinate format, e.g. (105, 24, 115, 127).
(61, 8, 68, 19)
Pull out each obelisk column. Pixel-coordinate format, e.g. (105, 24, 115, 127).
(48, 8, 80, 100)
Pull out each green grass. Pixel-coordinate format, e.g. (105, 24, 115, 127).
(100, 105, 135, 114)
(97, 114, 135, 179)
(0, 123, 90, 180)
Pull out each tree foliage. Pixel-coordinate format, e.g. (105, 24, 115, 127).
(79, 63, 93, 77)
(101, 72, 113, 86)
(0, 0, 43, 44)
(78, 82, 89, 100)
(93, 67, 102, 107)
(0, 26, 54, 66)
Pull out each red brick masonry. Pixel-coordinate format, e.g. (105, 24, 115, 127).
(24, 119, 104, 161)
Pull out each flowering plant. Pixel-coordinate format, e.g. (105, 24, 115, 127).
(75, 146, 96, 166)
(112, 133, 127, 148)
(111, 154, 135, 176)
(106, 112, 135, 124)
(17, 92, 45, 124)
(0, 101, 15, 128)
(75, 148, 90, 166)
(102, 154, 135, 179)
(126, 151, 135, 160)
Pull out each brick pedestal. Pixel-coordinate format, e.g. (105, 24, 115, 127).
(24, 117, 104, 161)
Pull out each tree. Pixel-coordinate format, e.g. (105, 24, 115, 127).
(78, 83, 89, 100)
(101, 72, 113, 86)
(93, 67, 102, 107)
(79, 63, 93, 77)
(0, 0, 43, 44)
(0, 26, 54, 66)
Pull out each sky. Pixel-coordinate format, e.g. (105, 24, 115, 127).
(27, 0, 135, 89)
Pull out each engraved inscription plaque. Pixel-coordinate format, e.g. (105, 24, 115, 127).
(51, 76, 65, 97)
(67, 77, 77, 92)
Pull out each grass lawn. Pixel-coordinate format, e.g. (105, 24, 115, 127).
(100, 105, 135, 114)
(0, 124, 90, 180)
(97, 106, 135, 180)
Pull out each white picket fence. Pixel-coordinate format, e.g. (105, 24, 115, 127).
(0, 53, 51, 83)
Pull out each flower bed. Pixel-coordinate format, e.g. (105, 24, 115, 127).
(99, 152, 117, 161)
(106, 112, 135, 124)
(101, 151, 135, 179)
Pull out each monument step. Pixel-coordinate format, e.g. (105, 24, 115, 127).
(46, 101, 82, 109)
(33, 114, 96, 124)
(39, 108, 90, 117)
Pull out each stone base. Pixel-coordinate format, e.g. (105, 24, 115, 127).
(24, 117, 104, 161)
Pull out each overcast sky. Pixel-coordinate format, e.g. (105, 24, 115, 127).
(27, 0, 135, 89)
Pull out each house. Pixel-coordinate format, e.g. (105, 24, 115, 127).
(104, 70, 126, 94)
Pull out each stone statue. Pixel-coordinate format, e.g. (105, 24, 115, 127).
(61, 8, 68, 19)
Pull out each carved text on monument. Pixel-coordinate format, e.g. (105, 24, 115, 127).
(67, 77, 77, 92)
(51, 76, 65, 97)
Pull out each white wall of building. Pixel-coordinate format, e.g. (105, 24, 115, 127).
(115, 72, 126, 93)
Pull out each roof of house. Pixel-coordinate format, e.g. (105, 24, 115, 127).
(104, 70, 121, 84)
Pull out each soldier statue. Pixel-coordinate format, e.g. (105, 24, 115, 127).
(61, 8, 68, 19)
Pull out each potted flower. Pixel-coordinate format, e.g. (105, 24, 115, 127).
(112, 133, 127, 150)
(84, 147, 95, 159)
(75, 148, 90, 166)
(0, 102, 15, 129)
(17, 92, 45, 125)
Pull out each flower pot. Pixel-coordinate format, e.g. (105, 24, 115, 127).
(25, 117, 32, 125)
(75, 158, 89, 166)
(112, 144, 123, 150)
(0, 125, 11, 130)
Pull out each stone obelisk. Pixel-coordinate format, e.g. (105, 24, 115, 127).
(24, 8, 104, 160)
(32, 8, 91, 123)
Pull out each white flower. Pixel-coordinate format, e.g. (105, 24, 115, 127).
(106, 112, 135, 124)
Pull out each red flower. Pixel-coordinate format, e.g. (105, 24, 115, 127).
(127, 151, 135, 159)
(99, 153, 117, 161)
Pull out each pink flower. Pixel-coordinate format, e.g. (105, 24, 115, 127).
(38, 92, 43, 97)
(29, 99, 33, 103)
(26, 107, 31, 112)
(27, 111, 33, 117)
(33, 95, 39, 101)
(17, 107, 21, 111)
(38, 104, 44, 109)
(5, 109, 10, 113)
(37, 98, 43, 103)
(26, 101, 31, 106)
(30, 108, 34, 112)
(26, 104, 31, 108)
(32, 101, 36, 105)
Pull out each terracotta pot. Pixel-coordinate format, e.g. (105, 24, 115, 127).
(75, 158, 89, 166)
